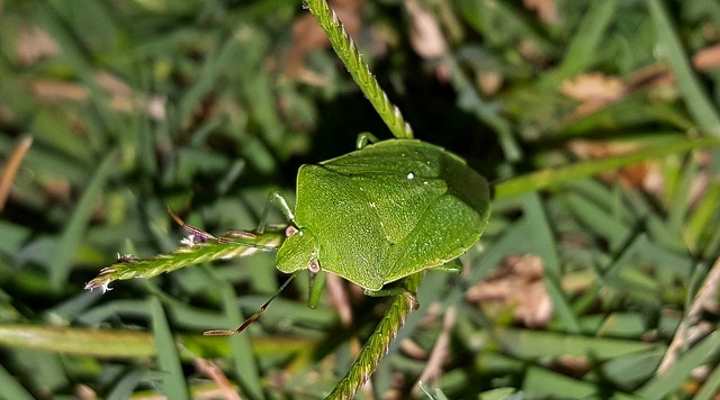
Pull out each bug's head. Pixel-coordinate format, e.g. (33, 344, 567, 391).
(276, 226, 320, 274)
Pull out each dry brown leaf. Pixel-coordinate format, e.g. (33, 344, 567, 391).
(561, 73, 626, 103)
(477, 71, 503, 96)
(0, 135, 32, 211)
(693, 43, 720, 71)
(523, 0, 559, 25)
(404, 0, 447, 59)
(466, 255, 553, 327)
(16, 25, 59, 65)
(75, 384, 97, 400)
(193, 358, 242, 400)
(567, 140, 660, 190)
(31, 80, 88, 102)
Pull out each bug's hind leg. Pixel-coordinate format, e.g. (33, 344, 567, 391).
(356, 132, 380, 149)
(258, 191, 296, 234)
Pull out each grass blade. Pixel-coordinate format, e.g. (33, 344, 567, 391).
(150, 297, 190, 400)
(49, 150, 117, 289)
(221, 283, 265, 400)
(638, 331, 720, 399)
(648, 0, 720, 136)
(0, 362, 34, 400)
(494, 137, 720, 200)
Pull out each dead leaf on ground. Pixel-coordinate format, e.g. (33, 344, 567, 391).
(523, 0, 559, 25)
(561, 73, 627, 118)
(561, 73, 626, 103)
(404, 0, 447, 59)
(477, 71, 503, 96)
(693, 43, 720, 71)
(567, 140, 660, 191)
(466, 255, 553, 327)
(15, 25, 59, 65)
(29, 73, 166, 121)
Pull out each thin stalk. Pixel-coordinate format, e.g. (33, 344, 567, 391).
(325, 273, 422, 400)
(305, 0, 414, 140)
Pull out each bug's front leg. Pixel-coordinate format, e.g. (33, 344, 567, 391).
(258, 191, 296, 233)
(355, 132, 380, 149)
(307, 270, 326, 309)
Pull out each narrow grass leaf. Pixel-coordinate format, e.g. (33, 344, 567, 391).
(107, 370, 147, 400)
(522, 194, 581, 333)
(541, 0, 618, 86)
(221, 283, 265, 400)
(648, 0, 720, 135)
(638, 331, 720, 399)
(50, 151, 117, 289)
(694, 362, 720, 400)
(0, 362, 34, 400)
(150, 297, 190, 400)
(491, 328, 659, 360)
(494, 138, 720, 200)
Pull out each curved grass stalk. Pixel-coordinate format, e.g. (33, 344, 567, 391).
(305, 0, 414, 140)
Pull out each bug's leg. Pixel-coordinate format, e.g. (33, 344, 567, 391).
(258, 191, 296, 234)
(356, 132, 380, 149)
(307, 270, 326, 309)
(203, 273, 296, 336)
(435, 259, 463, 274)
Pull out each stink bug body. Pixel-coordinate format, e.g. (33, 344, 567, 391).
(275, 138, 491, 291)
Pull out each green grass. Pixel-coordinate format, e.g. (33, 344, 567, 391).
(2, 0, 720, 399)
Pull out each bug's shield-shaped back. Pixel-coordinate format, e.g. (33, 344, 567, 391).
(292, 139, 490, 290)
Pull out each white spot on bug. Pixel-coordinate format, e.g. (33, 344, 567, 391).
(423, 181, 428, 185)
(406, 172, 415, 180)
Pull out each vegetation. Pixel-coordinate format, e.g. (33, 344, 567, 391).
(2, 0, 720, 399)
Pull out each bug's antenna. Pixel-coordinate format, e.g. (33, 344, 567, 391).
(167, 207, 279, 251)
(203, 274, 296, 336)
(167, 207, 217, 243)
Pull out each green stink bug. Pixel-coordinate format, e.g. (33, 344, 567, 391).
(201, 135, 490, 335)
(274, 137, 491, 291)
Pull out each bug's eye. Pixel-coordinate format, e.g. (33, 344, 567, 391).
(285, 225, 300, 237)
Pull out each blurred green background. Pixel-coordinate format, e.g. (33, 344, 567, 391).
(2, 0, 720, 398)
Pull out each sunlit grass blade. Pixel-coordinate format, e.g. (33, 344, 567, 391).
(0, 323, 316, 361)
(493, 137, 720, 200)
